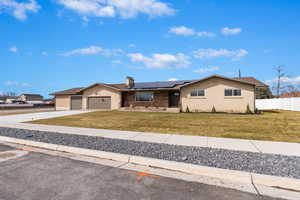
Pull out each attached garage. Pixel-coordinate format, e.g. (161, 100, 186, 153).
(87, 96, 111, 110)
(51, 83, 122, 111)
(70, 96, 82, 110)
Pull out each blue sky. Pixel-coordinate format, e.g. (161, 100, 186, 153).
(1, 0, 300, 98)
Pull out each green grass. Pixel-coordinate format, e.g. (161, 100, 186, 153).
(29, 110, 300, 143)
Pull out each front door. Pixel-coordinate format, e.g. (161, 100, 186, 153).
(169, 91, 180, 107)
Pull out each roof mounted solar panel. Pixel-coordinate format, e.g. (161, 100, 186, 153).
(133, 80, 193, 89)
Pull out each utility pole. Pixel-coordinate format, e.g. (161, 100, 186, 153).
(238, 69, 241, 79)
(275, 65, 285, 98)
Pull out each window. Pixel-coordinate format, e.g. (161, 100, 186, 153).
(225, 89, 233, 96)
(190, 89, 205, 97)
(233, 89, 241, 96)
(135, 92, 154, 101)
(225, 89, 242, 96)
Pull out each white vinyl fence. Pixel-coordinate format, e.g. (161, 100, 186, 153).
(256, 97, 300, 112)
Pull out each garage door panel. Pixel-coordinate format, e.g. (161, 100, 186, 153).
(71, 96, 82, 110)
(88, 97, 111, 109)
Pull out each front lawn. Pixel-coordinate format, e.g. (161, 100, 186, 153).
(29, 110, 300, 143)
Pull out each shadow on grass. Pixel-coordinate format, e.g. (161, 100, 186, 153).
(262, 110, 282, 114)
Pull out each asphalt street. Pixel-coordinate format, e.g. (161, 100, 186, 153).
(0, 143, 284, 200)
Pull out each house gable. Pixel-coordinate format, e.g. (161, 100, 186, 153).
(180, 76, 255, 113)
(82, 84, 121, 110)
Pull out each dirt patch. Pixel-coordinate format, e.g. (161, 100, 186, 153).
(0, 152, 16, 159)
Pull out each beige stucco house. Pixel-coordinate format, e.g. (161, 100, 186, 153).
(51, 75, 257, 113)
(19, 94, 43, 102)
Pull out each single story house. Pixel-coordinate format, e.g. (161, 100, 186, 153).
(51, 75, 257, 113)
(19, 94, 43, 102)
(0, 96, 19, 104)
(43, 98, 55, 105)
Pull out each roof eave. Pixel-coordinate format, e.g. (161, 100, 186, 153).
(179, 75, 256, 89)
(79, 83, 120, 92)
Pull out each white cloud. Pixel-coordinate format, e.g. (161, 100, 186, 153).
(128, 43, 136, 48)
(9, 45, 18, 53)
(235, 49, 248, 57)
(281, 76, 300, 83)
(56, 0, 175, 19)
(194, 66, 219, 74)
(60, 45, 123, 56)
(4, 81, 30, 87)
(193, 48, 248, 60)
(128, 52, 190, 69)
(169, 26, 215, 38)
(41, 51, 48, 56)
(169, 26, 195, 36)
(266, 76, 300, 84)
(112, 59, 121, 64)
(221, 27, 242, 35)
(167, 78, 178, 81)
(0, 0, 40, 21)
(197, 31, 215, 38)
(82, 15, 89, 23)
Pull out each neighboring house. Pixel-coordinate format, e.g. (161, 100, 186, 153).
(51, 75, 256, 113)
(233, 77, 272, 99)
(280, 92, 300, 98)
(19, 94, 43, 102)
(4, 96, 19, 104)
(43, 98, 55, 104)
(0, 96, 6, 104)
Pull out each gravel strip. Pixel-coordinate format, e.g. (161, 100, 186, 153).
(1, 127, 300, 179)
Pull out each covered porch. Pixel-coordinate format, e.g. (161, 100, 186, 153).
(120, 90, 181, 112)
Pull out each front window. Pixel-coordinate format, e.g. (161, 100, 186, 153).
(225, 89, 242, 96)
(233, 89, 241, 96)
(135, 92, 154, 101)
(190, 89, 205, 97)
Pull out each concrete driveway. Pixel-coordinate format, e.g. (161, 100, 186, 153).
(0, 143, 283, 200)
(0, 110, 87, 123)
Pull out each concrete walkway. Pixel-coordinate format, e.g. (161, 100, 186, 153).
(0, 120, 299, 157)
(0, 110, 88, 122)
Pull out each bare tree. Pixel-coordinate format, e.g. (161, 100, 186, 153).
(274, 65, 286, 98)
(0, 92, 17, 97)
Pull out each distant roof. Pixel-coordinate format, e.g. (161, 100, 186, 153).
(50, 87, 84, 95)
(233, 77, 269, 87)
(280, 92, 300, 98)
(21, 94, 43, 97)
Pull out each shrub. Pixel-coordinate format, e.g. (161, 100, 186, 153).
(211, 106, 216, 113)
(255, 108, 261, 114)
(246, 104, 253, 114)
(185, 106, 190, 113)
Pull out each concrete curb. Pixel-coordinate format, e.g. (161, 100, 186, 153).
(0, 135, 299, 199)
